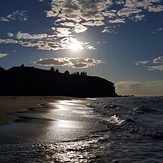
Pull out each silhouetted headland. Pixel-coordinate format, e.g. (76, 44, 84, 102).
(0, 65, 117, 97)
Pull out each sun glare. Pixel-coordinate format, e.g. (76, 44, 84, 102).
(68, 38, 83, 51)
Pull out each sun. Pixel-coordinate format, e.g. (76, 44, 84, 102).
(68, 38, 83, 51)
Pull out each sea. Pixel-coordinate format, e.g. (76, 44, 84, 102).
(0, 96, 163, 163)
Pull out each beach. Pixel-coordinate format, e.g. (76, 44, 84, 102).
(0, 96, 163, 162)
(0, 96, 77, 126)
(0, 96, 107, 145)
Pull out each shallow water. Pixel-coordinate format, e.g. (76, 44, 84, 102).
(0, 97, 163, 162)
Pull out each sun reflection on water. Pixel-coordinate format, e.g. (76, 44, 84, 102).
(54, 100, 85, 110)
(55, 119, 81, 129)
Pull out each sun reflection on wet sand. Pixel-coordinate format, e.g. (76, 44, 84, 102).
(0, 99, 107, 145)
(55, 119, 82, 129)
(0, 99, 110, 162)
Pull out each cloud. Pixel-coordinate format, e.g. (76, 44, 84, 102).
(135, 57, 163, 70)
(60, 22, 75, 27)
(101, 26, 117, 34)
(132, 14, 145, 21)
(152, 27, 163, 33)
(116, 0, 125, 5)
(82, 20, 105, 26)
(0, 53, 8, 58)
(0, 38, 38, 48)
(135, 60, 149, 65)
(0, 10, 28, 22)
(0, 38, 19, 44)
(37, 41, 63, 50)
(0, 37, 95, 51)
(16, 32, 48, 40)
(117, 8, 142, 17)
(7, 32, 14, 37)
(46, 0, 111, 24)
(124, 0, 161, 10)
(34, 57, 103, 68)
(148, 5, 163, 12)
(85, 45, 96, 50)
(148, 65, 163, 70)
(46, 0, 163, 34)
(61, 37, 84, 50)
(148, 56, 163, 70)
(153, 56, 163, 63)
(101, 26, 111, 33)
(74, 24, 88, 33)
(109, 18, 126, 23)
(102, 10, 117, 18)
(59, 22, 88, 33)
(115, 80, 163, 96)
(0, 17, 9, 22)
(43, 0, 163, 49)
(53, 27, 72, 37)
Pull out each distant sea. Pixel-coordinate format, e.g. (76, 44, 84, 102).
(0, 96, 163, 162)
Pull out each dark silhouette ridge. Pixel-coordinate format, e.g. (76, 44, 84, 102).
(0, 65, 118, 97)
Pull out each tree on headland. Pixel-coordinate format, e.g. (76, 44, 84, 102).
(20, 64, 25, 67)
(55, 68, 59, 73)
(72, 72, 80, 76)
(64, 70, 70, 75)
(71, 71, 87, 76)
(81, 71, 87, 76)
(50, 67, 55, 72)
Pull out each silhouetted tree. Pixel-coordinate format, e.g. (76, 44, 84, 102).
(50, 67, 55, 72)
(76, 72, 80, 76)
(55, 68, 59, 73)
(20, 64, 25, 67)
(71, 72, 81, 76)
(81, 72, 87, 76)
(71, 72, 75, 75)
(64, 70, 70, 75)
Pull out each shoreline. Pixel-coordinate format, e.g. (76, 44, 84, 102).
(0, 96, 79, 126)
(0, 97, 107, 145)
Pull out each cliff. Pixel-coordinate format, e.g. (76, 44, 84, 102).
(0, 66, 117, 97)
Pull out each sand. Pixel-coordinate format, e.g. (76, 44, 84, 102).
(0, 96, 76, 126)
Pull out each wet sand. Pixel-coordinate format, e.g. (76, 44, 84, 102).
(0, 96, 78, 126)
(0, 97, 107, 144)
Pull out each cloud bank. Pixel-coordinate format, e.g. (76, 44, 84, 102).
(115, 80, 163, 96)
(1, 0, 163, 53)
(34, 57, 103, 68)
(46, 0, 163, 31)
(0, 33, 96, 51)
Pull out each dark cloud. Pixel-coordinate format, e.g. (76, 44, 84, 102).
(34, 57, 103, 68)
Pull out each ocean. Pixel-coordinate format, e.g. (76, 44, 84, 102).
(0, 96, 163, 162)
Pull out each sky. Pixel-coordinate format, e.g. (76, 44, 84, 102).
(0, 0, 163, 96)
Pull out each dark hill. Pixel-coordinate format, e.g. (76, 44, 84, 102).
(0, 66, 117, 97)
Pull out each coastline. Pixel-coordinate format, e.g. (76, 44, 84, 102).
(0, 96, 78, 126)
